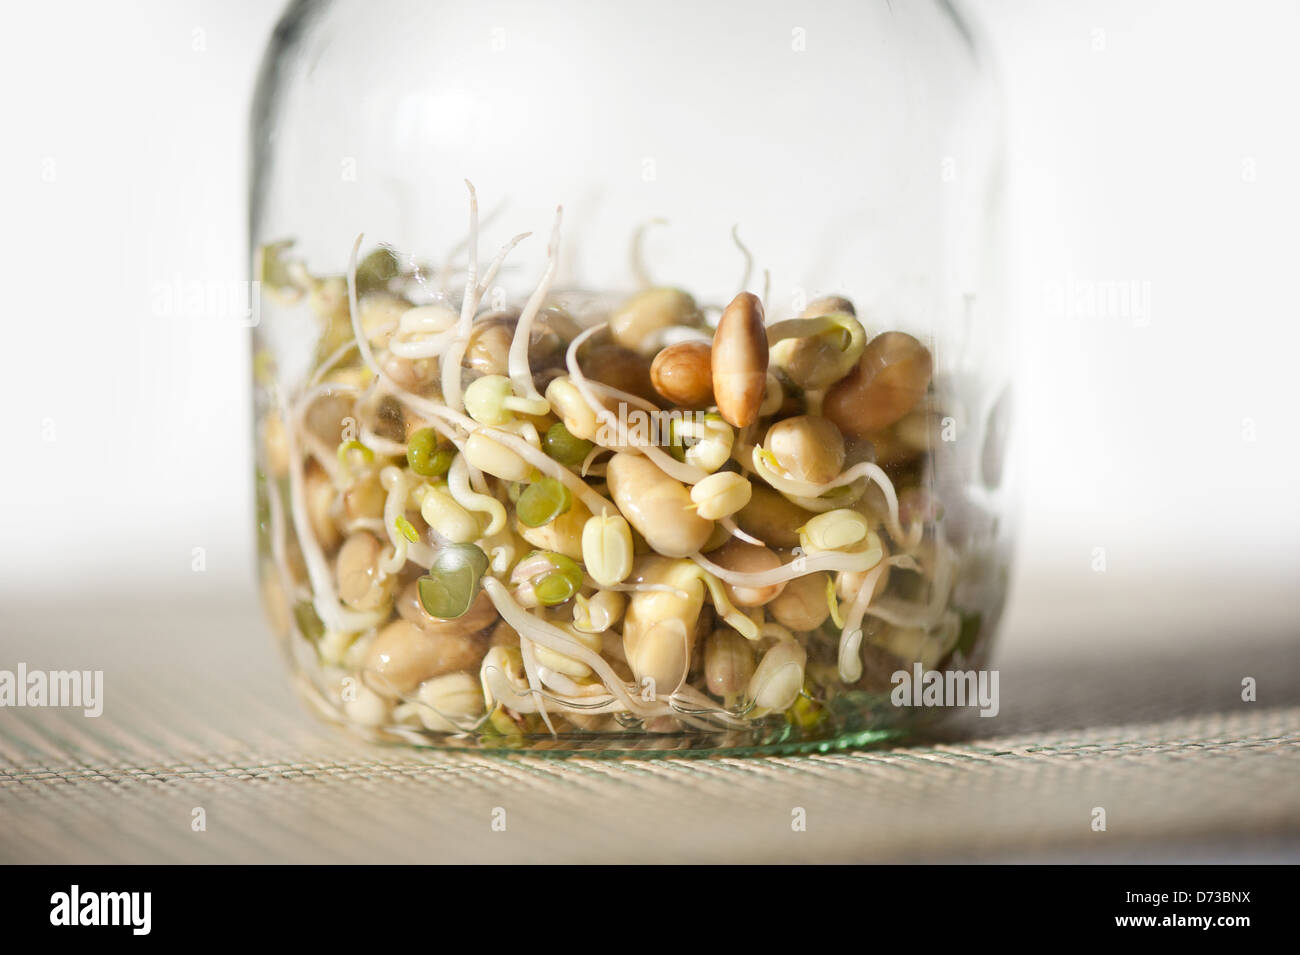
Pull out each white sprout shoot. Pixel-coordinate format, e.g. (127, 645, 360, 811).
(689, 546, 882, 590)
(439, 181, 481, 414)
(477, 426, 611, 516)
(482, 576, 656, 717)
(720, 516, 765, 547)
(731, 224, 753, 294)
(695, 568, 759, 640)
(518, 635, 556, 735)
(863, 543, 957, 631)
(630, 217, 667, 290)
(309, 337, 362, 387)
(446, 452, 507, 536)
(751, 447, 921, 549)
(282, 400, 389, 633)
(837, 563, 887, 683)
(506, 205, 563, 413)
(564, 323, 708, 485)
(580, 444, 611, 477)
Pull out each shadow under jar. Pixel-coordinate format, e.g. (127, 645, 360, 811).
(250, 0, 1015, 755)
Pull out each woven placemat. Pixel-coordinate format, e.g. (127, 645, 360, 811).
(1, 596, 1297, 863)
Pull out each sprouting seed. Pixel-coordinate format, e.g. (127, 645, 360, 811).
(417, 543, 489, 619)
(516, 476, 573, 527)
(407, 428, 454, 477)
(543, 421, 595, 467)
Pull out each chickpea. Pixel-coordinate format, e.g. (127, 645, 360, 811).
(397, 580, 499, 636)
(534, 623, 602, 679)
(823, 331, 933, 438)
(622, 557, 706, 695)
(767, 298, 864, 391)
(304, 393, 354, 447)
(606, 453, 714, 558)
(412, 672, 485, 732)
(734, 486, 815, 548)
(768, 571, 831, 632)
(704, 628, 755, 700)
(764, 415, 845, 484)
(342, 471, 386, 522)
(711, 292, 769, 428)
(336, 532, 395, 610)
(464, 320, 514, 377)
(803, 295, 856, 317)
(304, 462, 342, 554)
(609, 287, 702, 353)
(650, 341, 714, 409)
(747, 640, 806, 712)
(363, 618, 487, 698)
(382, 352, 438, 391)
(708, 538, 786, 607)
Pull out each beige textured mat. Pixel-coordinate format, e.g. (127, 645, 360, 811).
(1, 596, 1297, 863)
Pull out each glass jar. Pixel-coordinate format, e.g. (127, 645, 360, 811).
(251, 0, 1014, 754)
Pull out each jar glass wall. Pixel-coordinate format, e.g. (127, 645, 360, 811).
(251, 0, 1014, 754)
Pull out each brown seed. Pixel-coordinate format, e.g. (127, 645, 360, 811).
(802, 295, 856, 318)
(336, 531, 391, 610)
(363, 619, 487, 698)
(712, 292, 769, 428)
(708, 538, 786, 607)
(734, 486, 814, 548)
(823, 331, 932, 438)
(764, 415, 846, 485)
(650, 341, 715, 408)
(578, 342, 659, 405)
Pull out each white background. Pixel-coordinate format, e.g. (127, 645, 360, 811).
(1, 1, 1296, 655)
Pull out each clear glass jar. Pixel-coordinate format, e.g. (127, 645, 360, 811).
(251, 0, 1014, 754)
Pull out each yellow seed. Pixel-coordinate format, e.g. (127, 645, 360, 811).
(747, 640, 807, 712)
(704, 628, 755, 698)
(610, 287, 701, 353)
(463, 374, 515, 426)
(463, 431, 533, 482)
(582, 512, 634, 586)
(517, 498, 592, 560)
(689, 472, 752, 521)
(800, 509, 871, 552)
(419, 487, 481, 544)
(544, 376, 601, 442)
(606, 453, 714, 558)
(534, 624, 602, 679)
(414, 672, 485, 732)
(336, 531, 395, 610)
